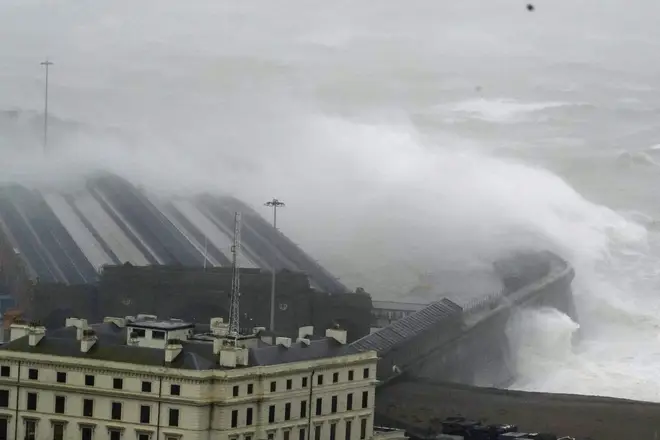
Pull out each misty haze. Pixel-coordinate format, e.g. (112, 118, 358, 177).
(3, 0, 660, 403)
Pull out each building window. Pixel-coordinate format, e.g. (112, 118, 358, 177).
(27, 369, 38, 380)
(83, 399, 94, 417)
(331, 396, 337, 413)
(270, 381, 276, 392)
(138, 434, 150, 440)
(26, 392, 37, 410)
(81, 426, 93, 440)
(333, 372, 339, 383)
(247, 383, 254, 394)
(268, 434, 274, 440)
(315, 398, 322, 416)
(245, 436, 252, 440)
(142, 381, 152, 393)
(233, 385, 239, 397)
(111, 402, 122, 420)
(55, 395, 65, 414)
(317, 375, 323, 386)
(284, 402, 291, 420)
(85, 375, 95, 386)
(109, 430, 121, 440)
(152, 330, 165, 339)
(360, 419, 367, 439)
(140, 405, 151, 424)
(268, 405, 275, 423)
(231, 410, 238, 428)
(286, 379, 292, 390)
(56, 372, 66, 383)
(0, 366, 9, 377)
(133, 329, 146, 337)
(363, 368, 369, 379)
(113, 378, 123, 389)
(299, 429, 305, 440)
(346, 421, 352, 440)
(284, 430, 290, 440)
(330, 423, 337, 440)
(246, 407, 253, 426)
(300, 400, 307, 418)
(315, 425, 321, 440)
(347, 393, 353, 411)
(348, 370, 354, 381)
(24, 419, 36, 440)
(171, 384, 180, 396)
(0, 390, 8, 407)
(302, 377, 308, 388)
(53, 422, 65, 440)
(362, 391, 368, 409)
(169, 408, 179, 427)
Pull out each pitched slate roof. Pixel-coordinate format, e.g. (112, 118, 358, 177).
(0, 321, 359, 371)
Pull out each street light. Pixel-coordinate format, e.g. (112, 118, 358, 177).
(264, 198, 285, 332)
(40, 59, 53, 154)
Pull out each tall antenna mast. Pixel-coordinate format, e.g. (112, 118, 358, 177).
(40, 59, 53, 154)
(228, 212, 242, 343)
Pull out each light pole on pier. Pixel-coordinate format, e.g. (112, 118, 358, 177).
(264, 198, 285, 332)
(40, 59, 53, 154)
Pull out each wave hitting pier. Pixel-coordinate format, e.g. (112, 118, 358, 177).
(352, 251, 577, 388)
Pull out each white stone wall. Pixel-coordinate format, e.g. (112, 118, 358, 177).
(0, 350, 378, 440)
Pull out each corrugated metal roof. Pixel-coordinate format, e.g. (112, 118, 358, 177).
(352, 299, 463, 354)
(0, 173, 347, 293)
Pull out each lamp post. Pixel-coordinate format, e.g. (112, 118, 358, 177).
(264, 198, 285, 332)
(40, 59, 53, 154)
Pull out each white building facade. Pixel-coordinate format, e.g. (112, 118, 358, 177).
(0, 317, 381, 440)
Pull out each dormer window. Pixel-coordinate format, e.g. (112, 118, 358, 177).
(152, 330, 165, 340)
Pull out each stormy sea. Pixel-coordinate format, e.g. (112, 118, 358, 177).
(3, 0, 660, 401)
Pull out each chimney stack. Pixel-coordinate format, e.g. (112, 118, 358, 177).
(165, 339, 183, 364)
(65, 317, 88, 340)
(275, 337, 291, 348)
(103, 317, 126, 328)
(27, 324, 45, 347)
(325, 327, 347, 345)
(9, 319, 29, 342)
(298, 326, 314, 339)
(80, 329, 97, 353)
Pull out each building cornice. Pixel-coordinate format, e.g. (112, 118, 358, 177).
(0, 350, 377, 382)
